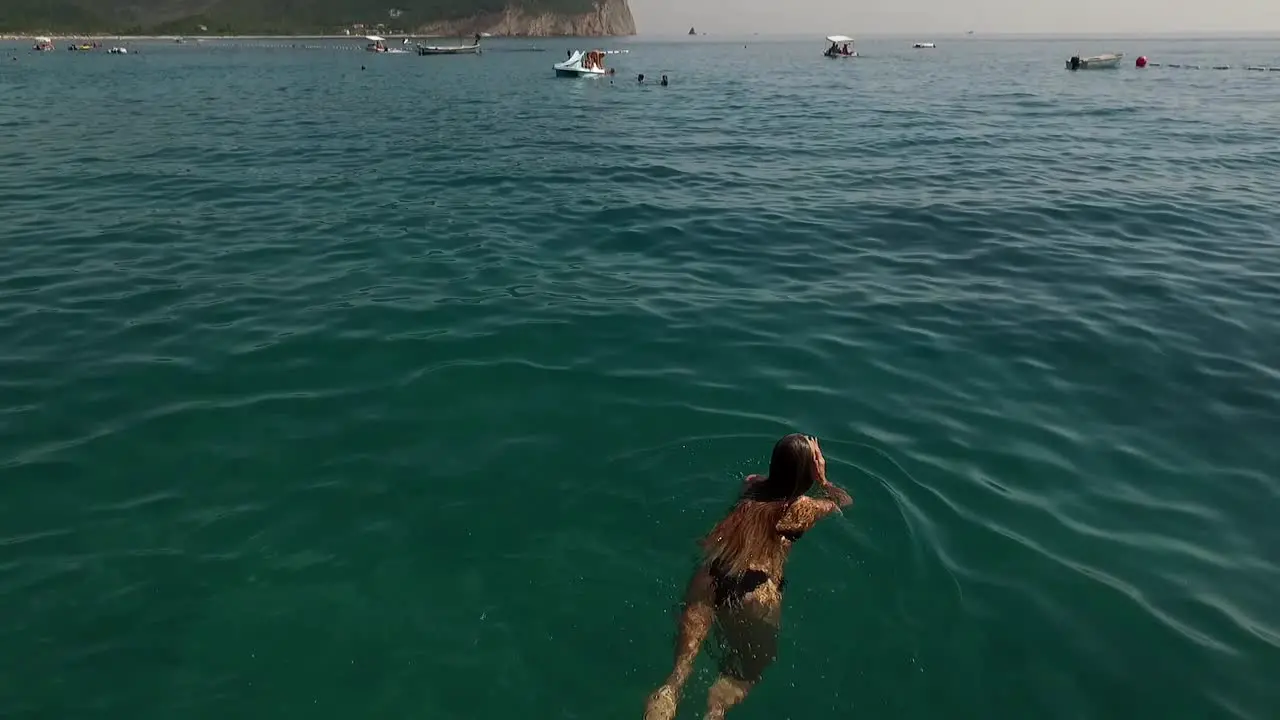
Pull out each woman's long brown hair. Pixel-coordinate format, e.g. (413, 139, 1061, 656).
(700, 434, 817, 577)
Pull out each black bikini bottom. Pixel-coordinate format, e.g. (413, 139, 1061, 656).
(709, 563, 786, 607)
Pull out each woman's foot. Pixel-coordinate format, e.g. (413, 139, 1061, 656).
(644, 684, 678, 720)
(704, 675, 753, 719)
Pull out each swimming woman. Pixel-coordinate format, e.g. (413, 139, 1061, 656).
(643, 434, 853, 719)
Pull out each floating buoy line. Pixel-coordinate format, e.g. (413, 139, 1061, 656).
(1135, 55, 1280, 72)
(1145, 63, 1280, 71)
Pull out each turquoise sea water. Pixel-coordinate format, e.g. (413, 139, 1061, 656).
(1, 34, 1279, 719)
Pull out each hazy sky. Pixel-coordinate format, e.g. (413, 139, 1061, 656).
(630, 0, 1280, 36)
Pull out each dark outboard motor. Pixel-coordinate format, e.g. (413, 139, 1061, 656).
(1070, 55, 1081, 70)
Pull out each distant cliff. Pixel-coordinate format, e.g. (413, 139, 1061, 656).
(418, 0, 634, 36)
(0, 0, 637, 36)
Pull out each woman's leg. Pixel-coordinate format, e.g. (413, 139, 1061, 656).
(704, 675, 754, 719)
(703, 588, 780, 718)
(644, 569, 715, 720)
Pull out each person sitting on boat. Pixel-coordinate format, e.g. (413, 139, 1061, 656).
(841, 43, 851, 55)
(826, 41, 839, 57)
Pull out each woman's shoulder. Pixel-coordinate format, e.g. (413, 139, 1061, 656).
(777, 495, 828, 532)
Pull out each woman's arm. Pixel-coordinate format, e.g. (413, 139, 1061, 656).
(796, 483, 851, 527)
(817, 478, 852, 508)
(809, 436, 851, 512)
(778, 480, 852, 533)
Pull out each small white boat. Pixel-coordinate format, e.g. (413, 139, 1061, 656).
(913, 42, 936, 48)
(366, 35, 388, 53)
(417, 43, 481, 55)
(108, 47, 128, 54)
(32, 36, 55, 51)
(823, 35, 858, 58)
(554, 49, 622, 77)
(1066, 53, 1123, 70)
(417, 35, 483, 55)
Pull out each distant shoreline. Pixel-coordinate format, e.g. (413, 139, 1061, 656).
(2, 33, 629, 41)
(6, 34, 445, 40)
(9, 30, 1275, 42)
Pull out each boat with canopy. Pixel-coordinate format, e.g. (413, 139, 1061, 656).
(823, 35, 858, 58)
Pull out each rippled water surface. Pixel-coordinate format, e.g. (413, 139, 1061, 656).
(1, 34, 1279, 719)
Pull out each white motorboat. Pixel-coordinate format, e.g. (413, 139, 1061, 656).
(1066, 53, 1123, 70)
(32, 36, 54, 51)
(108, 47, 128, 54)
(366, 35, 389, 52)
(554, 49, 624, 77)
(823, 35, 858, 58)
(913, 42, 936, 48)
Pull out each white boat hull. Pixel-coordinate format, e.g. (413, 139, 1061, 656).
(1067, 53, 1123, 70)
(554, 50, 609, 77)
(417, 44, 482, 55)
(555, 66, 608, 77)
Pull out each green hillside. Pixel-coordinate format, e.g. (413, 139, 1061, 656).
(1, 0, 597, 34)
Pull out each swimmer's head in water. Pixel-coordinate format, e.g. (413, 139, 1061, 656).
(749, 433, 821, 501)
(699, 434, 823, 576)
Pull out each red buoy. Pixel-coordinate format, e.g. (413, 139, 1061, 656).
(1136, 55, 1148, 68)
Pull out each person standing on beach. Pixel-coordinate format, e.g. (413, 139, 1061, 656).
(643, 434, 853, 719)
